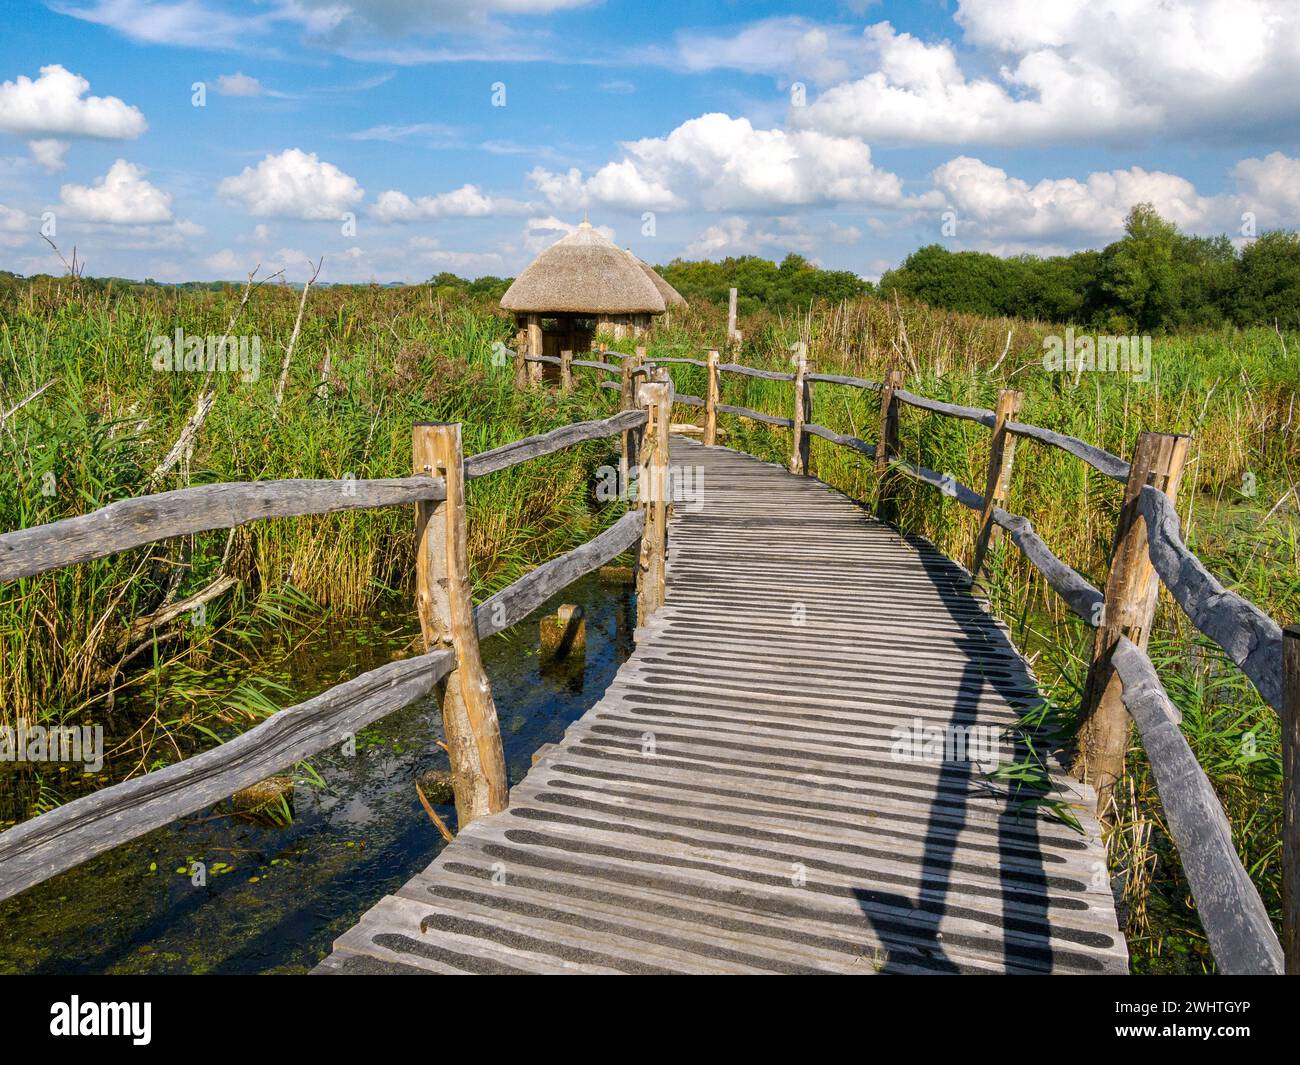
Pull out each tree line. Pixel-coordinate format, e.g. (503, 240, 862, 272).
(878, 205, 1300, 331)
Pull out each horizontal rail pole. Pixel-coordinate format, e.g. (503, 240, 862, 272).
(993, 507, 1104, 623)
(570, 359, 620, 373)
(523, 354, 562, 366)
(0, 648, 455, 904)
(465, 410, 647, 479)
(0, 477, 448, 583)
(599, 380, 621, 391)
(893, 389, 997, 428)
(1139, 485, 1283, 710)
(889, 458, 985, 511)
(1112, 636, 1284, 974)
(718, 363, 796, 382)
(803, 423, 876, 458)
(673, 394, 704, 407)
(650, 357, 709, 367)
(805, 372, 883, 390)
(1006, 420, 1130, 482)
(476, 509, 646, 641)
(715, 403, 794, 428)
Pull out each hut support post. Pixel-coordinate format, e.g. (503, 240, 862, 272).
(1076, 431, 1190, 817)
(971, 388, 1023, 579)
(636, 370, 672, 625)
(704, 349, 720, 447)
(413, 423, 509, 829)
(620, 354, 643, 502)
(526, 314, 542, 387)
(1284, 625, 1300, 975)
(790, 351, 811, 475)
(874, 370, 905, 522)
(513, 319, 528, 391)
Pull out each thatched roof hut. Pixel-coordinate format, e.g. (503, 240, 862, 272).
(502, 222, 664, 317)
(503, 223, 681, 374)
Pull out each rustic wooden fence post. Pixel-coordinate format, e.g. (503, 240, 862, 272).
(413, 422, 509, 830)
(1284, 624, 1300, 975)
(790, 351, 811, 475)
(1076, 431, 1190, 816)
(635, 369, 672, 626)
(560, 348, 573, 391)
(971, 388, 1023, 579)
(704, 348, 720, 447)
(874, 369, 905, 520)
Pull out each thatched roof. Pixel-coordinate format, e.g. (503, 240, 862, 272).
(501, 221, 666, 315)
(626, 250, 688, 309)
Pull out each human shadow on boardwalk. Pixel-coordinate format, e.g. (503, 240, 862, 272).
(852, 530, 1059, 975)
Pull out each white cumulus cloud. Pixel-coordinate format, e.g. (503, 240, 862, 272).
(215, 72, 263, 97)
(59, 159, 173, 224)
(0, 65, 147, 139)
(372, 183, 533, 221)
(531, 113, 914, 213)
(794, 3, 1300, 147)
(218, 149, 364, 220)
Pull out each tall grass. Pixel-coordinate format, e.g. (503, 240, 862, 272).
(0, 281, 622, 816)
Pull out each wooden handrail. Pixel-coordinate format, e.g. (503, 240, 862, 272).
(464, 409, 647, 479)
(1112, 636, 1284, 974)
(1005, 419, 1130, 482)
(0, 647, 456, 904)
(1138, 484, 1283, 711)
(0, 476, 447, 583)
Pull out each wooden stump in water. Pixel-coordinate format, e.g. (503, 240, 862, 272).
(598, 564, 635, 584)
(540, 604, 586, 662)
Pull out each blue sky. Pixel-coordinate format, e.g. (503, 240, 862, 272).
(1, 0, 1297, 283)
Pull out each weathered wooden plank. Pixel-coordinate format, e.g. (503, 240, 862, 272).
(0, 476, 446, 583)
(1005, 419, 1130, 482)
(0, 648, 454, 904)
(475, 510, 645, 640)
(464, 409, 647, 479)
(802, 422, 876, 458)
(714, 403, 794, 428)
(893, 389, 997, 427)
(889, 458, 984, 511)
(993, 506, 1104, 622)
(1111, 636, 1283, 974)
(1138, 484, 1282, 710)
(805, 372, 882, 390)
(718, 363, 796, 381)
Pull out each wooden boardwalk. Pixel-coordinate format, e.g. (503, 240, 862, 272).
(317, 440, 1127, 975)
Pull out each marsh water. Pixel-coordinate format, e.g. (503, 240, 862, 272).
(0, 573, 634, 974)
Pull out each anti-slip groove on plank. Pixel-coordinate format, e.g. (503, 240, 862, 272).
(318, 439, 1126, 975)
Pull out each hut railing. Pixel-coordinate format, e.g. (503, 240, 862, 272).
(555, 342, 1295, 976)
(0, 401, 660, 904)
